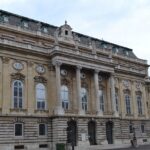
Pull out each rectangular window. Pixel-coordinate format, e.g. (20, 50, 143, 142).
(141, 124, 145, 133)
(129, 125, 133, 133)
(99, 90, 104, 112)
(39, 124, 47, 136)
(15, 123, 23, 136)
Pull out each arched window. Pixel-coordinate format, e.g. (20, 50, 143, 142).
(125, 93, 131, 114)
(36, 83, 46, 110)
(13, 80, 23, 109)
(137, 95, 142, 115)
(99, 89, 104, 112)
(61, 85, 69, 110)
(81, 88, 88, 111)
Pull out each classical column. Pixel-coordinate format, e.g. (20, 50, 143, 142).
(94, 70, 103, 116)
(76, 65, 84, 115)
(110, 73, 119, 117)
(53, 60, 64, 115)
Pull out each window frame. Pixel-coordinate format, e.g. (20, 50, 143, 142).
(14, 123, 23, 137)
(81, 87, 88, 111)
(36, 83, 47, 110)
(99, 89, 104, 112)
(61, 85, 69, 110)
(125, 94, 131, 115)
(137, 95, 143, 115)
(39, 123, 47, 136)
(115, 93, 119, 112)
(141, 124, 145, 133)
(12, 80, 23, 109)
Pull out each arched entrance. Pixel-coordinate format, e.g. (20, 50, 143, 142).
(67, 120, 77, 146)
(88, 121, 96, 145)
(106, 121, 113, 144)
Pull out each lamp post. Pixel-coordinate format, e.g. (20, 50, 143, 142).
(67, 127, 74, 150)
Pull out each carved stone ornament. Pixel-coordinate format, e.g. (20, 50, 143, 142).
(13, 61, 24, 71)
(123, 80, 129, 88)
(81, 72, 86, 79)
(115, 78, 118, 85)
(98, 75, 102, 82)
(11, 73, 25, 81)
(34, 76, 47, 83)
(61, 69, 67, 76)
(136, 81, 141, 90)
(36, 64, 45, 74)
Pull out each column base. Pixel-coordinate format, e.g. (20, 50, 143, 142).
(54, 106, 64, 115)
(78, 110, 85, 115)
(113, 111, 119, 117)
(96, 110, 103, 116)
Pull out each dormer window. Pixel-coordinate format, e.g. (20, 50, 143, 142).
(23, 21, 28, 28)
(3, 16, 9, 23)
(126, 51, 129, 56)
(115, 47, 119, 53)
(65, 30, 68, 35)
(43, 27, 48, 33)
(112, 47, 119, 53)
(102, 44, 107, 49)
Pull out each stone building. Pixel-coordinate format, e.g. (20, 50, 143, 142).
(0, 9, 150, 150)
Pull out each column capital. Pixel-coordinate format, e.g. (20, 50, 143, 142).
(52, 60, 62, 67)
(110, 72, 115, 77)
(94, 69, 100, 74)
(76, 65, 82, 70)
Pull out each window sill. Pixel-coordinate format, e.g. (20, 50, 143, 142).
(10, 108, 27, 112)
(14, 135, 24, 139)
(138, 114, 145, 117)
(38, 135, 48, 138)
(34, 109, 49, 113)
(126, 114, 134, 117)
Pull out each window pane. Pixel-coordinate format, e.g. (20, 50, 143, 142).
(61, 85, 69, 109)
(14, 87, 18, 96)
(36, 84, 46, 102)
(37, 102, 40, 109)
(19, 88, 22, 97)
(41, 102, 45, 109)
(14, 97, 18, 108)
(15, 124, 22, 136)
(19, 98, 22, 108)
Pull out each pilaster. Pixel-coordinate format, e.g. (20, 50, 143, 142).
(2, 57, 10, 114)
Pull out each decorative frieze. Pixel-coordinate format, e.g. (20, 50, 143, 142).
(34, 76, 47, 83)
(11, 73, 25, 82)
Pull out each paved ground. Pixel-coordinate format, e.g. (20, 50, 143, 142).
(106, 145, 150, 150)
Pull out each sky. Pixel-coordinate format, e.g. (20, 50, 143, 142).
(1, 0, 150, 73)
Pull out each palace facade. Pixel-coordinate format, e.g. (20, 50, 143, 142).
(0, 10, 150, 150)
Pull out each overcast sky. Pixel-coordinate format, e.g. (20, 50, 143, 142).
(1, 0, 150, 73)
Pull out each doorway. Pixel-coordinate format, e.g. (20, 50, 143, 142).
(67, 120, 77, 146)
(88, 121, 96, 145)
(106, 121, 113, 144)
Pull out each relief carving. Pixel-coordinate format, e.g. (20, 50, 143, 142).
(34, 76, 47, 83)
(11, 73, 25, 81)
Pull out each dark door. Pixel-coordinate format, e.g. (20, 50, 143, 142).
(88, 121, 96, 145)
(106, 121, 113, 144)
(67, 120, 77, 146)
